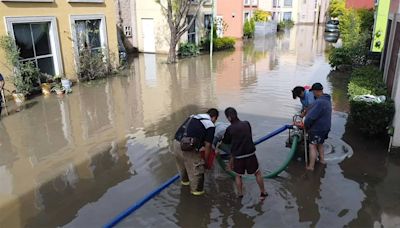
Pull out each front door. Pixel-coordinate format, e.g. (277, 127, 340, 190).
(141, 19, 155, 53)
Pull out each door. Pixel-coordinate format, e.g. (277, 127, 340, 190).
(141, 19, 155, 53)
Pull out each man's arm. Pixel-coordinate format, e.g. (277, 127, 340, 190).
(204, 127, 215, 162)
(304, 102, 322, 129)
(222, 127, 232, 144)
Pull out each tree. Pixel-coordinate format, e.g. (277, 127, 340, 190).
(329, 0, 346, 18)
(156, 0, 206, 64)
(253, 9, 271, 22)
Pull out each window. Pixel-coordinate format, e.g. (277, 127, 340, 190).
(187, 15, 196, 43)
(283, 12, 292, 20)
(251, 0, 257, 6)
(284, 0, 292, 7)
(5, 16, 63, 76)
(204, 14, 212, 36)
(244, 12, 250, 22)
(273, 0, 277, 7)
(75, 20, 102, 54)
(244, 0, 250, 6)
(71, 15, 108, 64)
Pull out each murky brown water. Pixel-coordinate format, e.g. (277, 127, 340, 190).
(1, 25, 399, 228)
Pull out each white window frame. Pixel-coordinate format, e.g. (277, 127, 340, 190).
(5, 16, 63, 76)
(244, 0, 250, 6)
(68, 0, 104, 3)
(70, 14, 109, 68)
(1, 0, 53, 2)
(244, 12, 251, 22)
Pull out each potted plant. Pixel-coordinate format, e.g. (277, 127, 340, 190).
(60, 76, 72, 93)
(51, 83, 65, 96)
(40, 73, 53, 96)
(0, 35, 39, 104)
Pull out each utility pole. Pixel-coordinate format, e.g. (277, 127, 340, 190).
(209, 0, 215, 58)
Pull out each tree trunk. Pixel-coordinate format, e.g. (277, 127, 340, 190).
(167, 33, 177, 64)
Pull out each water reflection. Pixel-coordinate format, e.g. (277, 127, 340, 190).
(0, 25, 399, 227)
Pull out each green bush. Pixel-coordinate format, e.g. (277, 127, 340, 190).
(348, 66, 387, 99)
(201, 37, 236, 51)
(78, 48, 111, 81)
(178, 42, 200, 57)
(349, 99, 394, 136)
(347, 66, 394, 136)
(254, 9, 270, 22)
(277, 20, 294, 31)
(244, 19, 255, 38)
(329, 0, 346, 18)
(328, 33, 369, 68)
(214, 37, 235, 51)
(357, 9, 375, 33)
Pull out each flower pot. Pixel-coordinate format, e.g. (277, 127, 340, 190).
(41, 83, 51, 95)
(61, 79, 72, 91)
(55, 89, 65, 95)
(12, 93, 25, 104)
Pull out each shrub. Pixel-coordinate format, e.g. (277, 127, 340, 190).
(254, 9, 270, 22)
(277, 20, 294, 31)
(347, 66, 394, 136)
(357, 9, 375, 34)
(178, 42, 200, 57)
(200, 37, 236, 51)
(349, 99, 394, 136)
(244, 19, 255, 38)
(0, 35, 39, 95)
(214, 37, 235, 51)
(328, 33, 369, 68)
(340, 9, 362, 47)
(329, 0, 346, 18)
(77, 48, 111, 81)
(348, 66, 387, 99)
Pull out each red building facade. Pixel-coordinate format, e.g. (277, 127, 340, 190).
(346, 0, 375, 9)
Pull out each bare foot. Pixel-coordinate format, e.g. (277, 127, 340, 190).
(319, 160, 327, 165)
(306, 166, 314, 171)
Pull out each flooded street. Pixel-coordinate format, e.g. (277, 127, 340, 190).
(1, 25, 399, 227)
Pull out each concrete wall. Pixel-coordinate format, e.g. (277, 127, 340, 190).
(115, 0, 138, 52)
(135, 0, 212, 53)
(382, 3, 400, 147)
(217, 0, 244, 38)
(346, 0, 375, 9)
(0, 0, 119, 84)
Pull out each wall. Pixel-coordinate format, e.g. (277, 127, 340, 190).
(0, 0, 119, 84)
(217, 0, 244, 38)
(115, 0, 138, 52)
(346, 0, 375, 9)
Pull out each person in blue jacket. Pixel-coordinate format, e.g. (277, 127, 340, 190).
(304, 83, 332, 171)
(292, 86, 316, 115)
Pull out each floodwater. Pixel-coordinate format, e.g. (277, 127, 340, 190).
(0, 25, 399, 228)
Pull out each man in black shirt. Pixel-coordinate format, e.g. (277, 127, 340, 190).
(223, 107, 267, 200)
(173, 108, 218, 196)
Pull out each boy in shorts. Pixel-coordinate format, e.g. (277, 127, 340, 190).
(222, 107, 268, 200)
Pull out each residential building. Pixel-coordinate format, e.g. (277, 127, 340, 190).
(134, 0, 213, 53)
(381, 0, 400, 148)
(261, 0, 328, 24)
(346, 0, 376, 9)
(216, 0, 258, 38)
(0, 0, 119, 82)
(115, 0, 138, 52)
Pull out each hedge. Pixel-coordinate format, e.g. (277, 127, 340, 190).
(348, 66, 395, 136)
(201, 37, 236, 51)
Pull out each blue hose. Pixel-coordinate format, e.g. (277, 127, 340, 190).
(103, 174, 180, 228)
(104, 124, 293, 227)
(254, 124, 292, 145)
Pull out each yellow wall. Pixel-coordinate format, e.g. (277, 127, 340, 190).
(0, 0, 119, 86)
